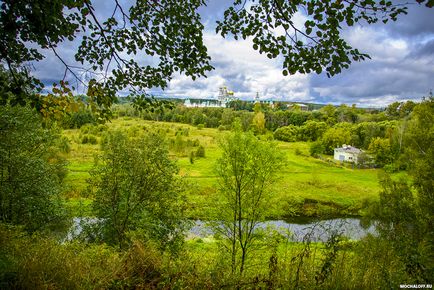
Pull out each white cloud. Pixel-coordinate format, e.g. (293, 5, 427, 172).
(161, 32, 312, 101)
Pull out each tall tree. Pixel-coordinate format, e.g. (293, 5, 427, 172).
(371, 96, 434, 282)
(89, 130, 187, 250)
(214, 124, 283, 274)
(0, 105, 65, 232)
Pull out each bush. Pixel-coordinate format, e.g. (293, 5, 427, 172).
(310, 141, 325, 157)
(196, 145, 205, 158)
(62, 108, 96, 129)
(81, 134, 98, 145)
(274, 125, 299, 142)
(80, 124, 96, 135)
(58, 136, 71, 153)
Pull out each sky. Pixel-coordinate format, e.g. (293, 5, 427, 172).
(33, 0, 434, 107)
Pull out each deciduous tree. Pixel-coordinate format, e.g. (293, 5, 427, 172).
(214, 124, 284, 274)
(89, 130, 187, 250)
(0, 105, 65, 232)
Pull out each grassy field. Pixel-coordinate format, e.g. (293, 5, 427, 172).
(62, 117, 383, 219)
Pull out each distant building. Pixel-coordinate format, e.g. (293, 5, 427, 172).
(184, 99, 222, 108)
(288, 103, 309, 111)
(218, 86, 235, 105)
(184, 86, 236, 108)
(334, 145, 363, 163)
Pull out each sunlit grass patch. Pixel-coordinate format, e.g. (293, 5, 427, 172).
(61, 117, 383, 219)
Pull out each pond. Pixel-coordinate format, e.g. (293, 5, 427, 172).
(68, 217, 376, 243)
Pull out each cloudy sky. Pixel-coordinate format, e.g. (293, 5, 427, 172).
(34, 0, 434, 107)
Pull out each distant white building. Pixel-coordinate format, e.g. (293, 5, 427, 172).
(183, 86, 236, 108)
(334, 145, 363, 163)
(288, 103, 309, 111)
(218, 86, 235, 105)
(184, 99, 222, 108)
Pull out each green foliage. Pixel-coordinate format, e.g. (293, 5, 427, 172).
(368, 137, 392, 167)
(0, 66, 42, 108)
(57, 136, 71, 153)
(320, 127, 352, 155)
(173, 134, 186, 154)
(386, 100, 417, 119)
(0, 224, 168, 289)
(352, 121, 397, 149)
(251, 111, 266, 134)
(196, 145, 206, 158)
(274, 124, 299, 142)
(299, 120, 328, 141)
(89, 130, 187, 250)
(365, 97, 434, 282)
(189, 151, 195, 164)
(63, 117, 382, 219)
(400, 96, 434, 278)
(370, 175, 432, 282)
(403, 96, 434, 216)
(214, 129, 284, 274)
(319, 104, 338, 125)
(62, 108, 96, 129)
(81, 134, 98, 144)
(309, 141, 325, 157)
(0, 106, 65, 232)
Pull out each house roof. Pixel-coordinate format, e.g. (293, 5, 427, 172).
(334, 145, 362, 154)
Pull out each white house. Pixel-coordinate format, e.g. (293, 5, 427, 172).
(334, 145, 363, 163)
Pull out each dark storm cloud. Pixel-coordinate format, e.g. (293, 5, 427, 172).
(308, 3, 434, 106)
(408, 39, 434, 58)
(383, 3, 434, 38)
(310, 54, 434, 106)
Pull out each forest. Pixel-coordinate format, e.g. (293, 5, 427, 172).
(1, 96, 433, 289)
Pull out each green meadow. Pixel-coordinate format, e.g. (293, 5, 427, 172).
(62, 116, 382, 219)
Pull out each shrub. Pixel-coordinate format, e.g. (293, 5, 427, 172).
(81, 135, 88, 144)
(274, 125, 299, 142)
(62, 108, 96, 129)
(310, 141, 325, 157)
(196, 145, 205, 158)
(80, 124, 97, 135)
(173, 134, 185, 153)
(58, 136, 71, 153)
(82, 134, 98, 145)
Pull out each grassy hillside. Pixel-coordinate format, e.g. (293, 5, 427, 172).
(62, 117, 382, 219)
